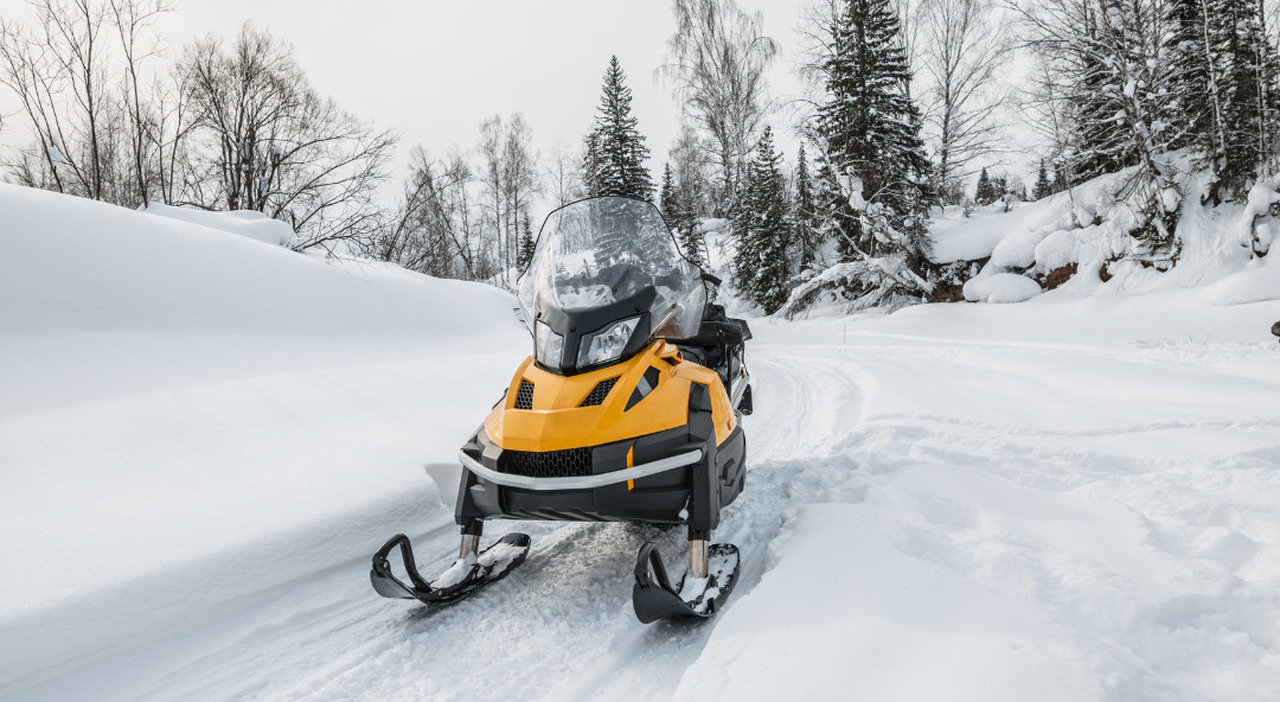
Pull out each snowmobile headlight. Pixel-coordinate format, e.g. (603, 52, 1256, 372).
(535, 321, 564, 368)
(577, 316, 640, 369)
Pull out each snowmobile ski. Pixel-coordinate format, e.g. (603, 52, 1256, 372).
(371, 532, 530, 607)
(632, 541, 740, 623)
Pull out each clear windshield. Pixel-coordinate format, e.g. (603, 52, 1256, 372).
(518, 197, 705, 340)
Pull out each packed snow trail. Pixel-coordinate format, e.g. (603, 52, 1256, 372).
(7, 298, 1280, 701)
(5, 181, 1280, 701)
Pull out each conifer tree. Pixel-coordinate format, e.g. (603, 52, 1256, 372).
(583, 56, 653, 201)
(1163, 0, 1279, 203)
(660, 162, 705, 266)
(815, 0, 931, 257)
(517, 211, 536, 270)
(734, 126, 791, 313)
(793, 144, 820, 273)
(974, 167, 995, 205)
(790, 0, 934, 315)
(660, 163, 677, 221)
(1032, 159, 1052, 201)
(1164, 0, 1216, 153)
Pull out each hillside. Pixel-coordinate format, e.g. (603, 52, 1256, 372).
(2, 185, 1279, 702)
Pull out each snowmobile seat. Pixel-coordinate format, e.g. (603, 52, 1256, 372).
(672, 304, 751, 391)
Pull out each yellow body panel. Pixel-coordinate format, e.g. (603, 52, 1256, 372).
(485, 341, 737, 452)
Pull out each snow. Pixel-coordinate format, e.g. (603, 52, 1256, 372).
(141, 203, 300, 249)
(962, 272, 1041, 303)
(3, 183, 1280, 701)
(1034, 228, 1079, 272)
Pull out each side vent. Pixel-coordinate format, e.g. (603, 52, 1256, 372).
(625, 367, 664, 411)
(514, 379, 535, 409)
(579, 376, 620, 407)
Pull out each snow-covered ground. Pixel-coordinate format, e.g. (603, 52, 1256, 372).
(3, 183, 1280, 701)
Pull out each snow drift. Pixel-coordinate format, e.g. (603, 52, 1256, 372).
(3, 183, 1280, 702)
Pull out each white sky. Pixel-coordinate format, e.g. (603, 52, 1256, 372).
(0, 1, 806, 177)
(0, 0, 1035, 207)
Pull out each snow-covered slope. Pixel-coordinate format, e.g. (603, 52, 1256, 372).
(0, 184, 529, 692)
(932, 173, 1280, 306)
(2, 184, 1279, 701)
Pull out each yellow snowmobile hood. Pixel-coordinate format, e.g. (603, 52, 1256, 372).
(485, 341, 737, 452)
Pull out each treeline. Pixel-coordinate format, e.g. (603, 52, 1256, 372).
(0, 1, 395, 252)
(4, 0, 1280, 315)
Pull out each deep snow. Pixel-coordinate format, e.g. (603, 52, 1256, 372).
(2, 183, 1280, 701)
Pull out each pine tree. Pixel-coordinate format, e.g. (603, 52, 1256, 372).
(797, 0, 933, 315)
(816, 0, 931, 255)
(1218, 1, 1280, 200)
(658, 163, 702, 266)
(1163, 0, 1278, 203)
(517, 210, 536, 270)
(1164, 0, 1216, 153)
(676, 197, 706, 268)
(660, 163, 677, 221)
(1033, 159, 1052, 200)
(974, 167, 995, 205)
(793, 144, 820, 273)
(583, 56, 653, 201)
(734, 127, 792, 313)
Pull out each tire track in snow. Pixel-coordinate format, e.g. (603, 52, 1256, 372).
(81, 342, 875, 702)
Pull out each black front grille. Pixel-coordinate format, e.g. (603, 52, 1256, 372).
(499, 447, 593, 478)
(579, 377, 619, 406)
(515, 379, 535, 409)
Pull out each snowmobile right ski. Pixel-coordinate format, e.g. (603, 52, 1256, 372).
(632, 540, 740, 623)
(371, 532, 530, 607)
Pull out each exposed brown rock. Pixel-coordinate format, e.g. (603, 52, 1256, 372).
(1041, 263, 1078, 290)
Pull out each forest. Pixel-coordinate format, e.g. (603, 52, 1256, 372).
(3, 0, 1279, 315)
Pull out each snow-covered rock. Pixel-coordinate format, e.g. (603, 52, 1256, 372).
(1033, 229, 1078, 272)
(963, 272, 1042, 303)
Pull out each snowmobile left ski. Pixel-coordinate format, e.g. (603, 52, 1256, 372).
(371, 196, 753, 623)
(371, 532, 529, 607)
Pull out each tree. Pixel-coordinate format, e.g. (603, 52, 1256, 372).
(791, 0, 934, 314)
(974, 166, 997, 205)
(375, 147, 483, 280)
(583, 56, 652, 201)
(517, 211, 536, 271)
(478, 112, 539, 281)
(660, 162, 700, 265)
(1021, 0, 1181, 254)
(178, 24, 395, 252)
(107, 0, 171, 207)
(793, 144, 821, 272)
(2, 0, 122, 201)
(663, 0, 778, 217)
(734, 126, 792, 313)
(1033, 158, 1052, 200)
(667, 122, 714, 216)
(544, 141, 584, 209)
(917, 0, 1010, 205)
(1165, 0, 1280, 204)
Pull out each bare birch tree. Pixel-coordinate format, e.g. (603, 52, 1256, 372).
(661, 0, 777, 217)
(917, 0, 1010, 204)
(177, 23, 395, 252)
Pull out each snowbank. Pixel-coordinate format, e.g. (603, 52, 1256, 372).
(142, 202, 300, 248)
(0, 185, 529, 687)
(0, 183, 517, 336)
(962, 272, 1041, 303)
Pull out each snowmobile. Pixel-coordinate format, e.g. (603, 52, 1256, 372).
(371, 196, 752, 623)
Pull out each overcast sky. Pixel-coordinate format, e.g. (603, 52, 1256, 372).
(1, 0, 1034, 208)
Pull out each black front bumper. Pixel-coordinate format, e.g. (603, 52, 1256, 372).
(456, 425, 704, 524)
